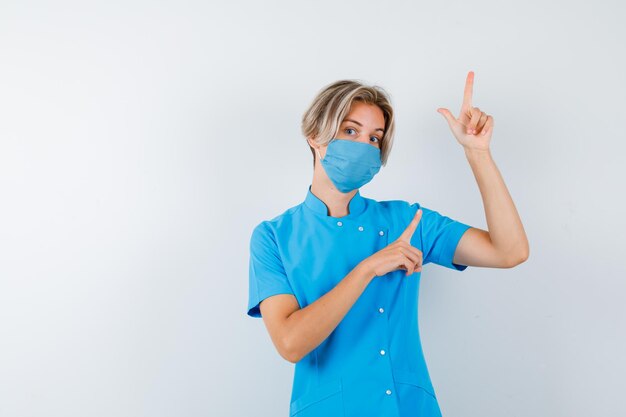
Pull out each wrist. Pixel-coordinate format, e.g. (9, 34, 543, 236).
(355, 261, 376, 283)
(464, 146, 492, 160)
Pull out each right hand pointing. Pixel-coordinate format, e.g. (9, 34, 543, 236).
(361, 208, 424, 278)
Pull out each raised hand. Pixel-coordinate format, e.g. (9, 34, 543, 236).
(361, 208, 424, 278)
(436, 70, 494, 151)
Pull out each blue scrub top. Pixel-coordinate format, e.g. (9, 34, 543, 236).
(247, 185, 472, 417)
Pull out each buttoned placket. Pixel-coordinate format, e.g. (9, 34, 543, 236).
(377, 296, 394, 398)
(303, 185, 400, 411)
(347, 221, 392, 399)
(338, 218, 395, 399)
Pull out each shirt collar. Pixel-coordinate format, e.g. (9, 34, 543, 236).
(303, 184, 366, 218)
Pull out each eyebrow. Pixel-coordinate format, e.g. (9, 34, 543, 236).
(343, 118, 385, 134)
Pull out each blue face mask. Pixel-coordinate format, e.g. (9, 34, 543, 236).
(316, 138, 382, 193)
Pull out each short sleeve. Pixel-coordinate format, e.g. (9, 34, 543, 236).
(408, 203, 472, 271)
(247, 221, 295, 318)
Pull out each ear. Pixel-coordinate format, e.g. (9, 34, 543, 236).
(306, 135, 318, 150)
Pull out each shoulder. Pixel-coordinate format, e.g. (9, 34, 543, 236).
(372, 197, 418, 212)
(364, 196, 447, 231)
(364, 196, 420, 220)
(368, 196, 448, 218)
(250, 203, 304, 242)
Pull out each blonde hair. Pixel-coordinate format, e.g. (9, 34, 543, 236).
(301, 79, 395, 168)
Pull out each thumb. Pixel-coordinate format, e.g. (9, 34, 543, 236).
(437, 108, 456, 127)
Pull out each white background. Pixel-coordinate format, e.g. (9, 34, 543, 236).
(1, 1, 625, 416)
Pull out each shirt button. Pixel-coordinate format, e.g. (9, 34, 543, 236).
(358, 226, 364, 231)
(337, 221, 343, 227)
(380, 349, 386, 356)
(386, 389, 392, 395)
(378, 307, 384, 313)
(379, 230, 384, 236)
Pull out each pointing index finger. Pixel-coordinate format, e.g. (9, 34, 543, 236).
(462, 70, 474, 111)
(399, 208, 422, 242)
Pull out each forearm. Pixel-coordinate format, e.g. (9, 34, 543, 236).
(464, 147, 529, 262)
(282, 262, 375, 363)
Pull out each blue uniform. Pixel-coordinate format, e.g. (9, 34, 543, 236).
(247, 185, 472, 417)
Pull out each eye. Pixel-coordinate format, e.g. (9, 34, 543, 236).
(345, 128, 357, 135)
(370, 136, 380, 143)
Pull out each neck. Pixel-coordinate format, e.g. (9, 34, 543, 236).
(310, 164, 357, 217)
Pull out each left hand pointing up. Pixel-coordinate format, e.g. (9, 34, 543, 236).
(437, 71, 493, 151)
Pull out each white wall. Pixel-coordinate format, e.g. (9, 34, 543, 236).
(1, 1, 624, 416)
